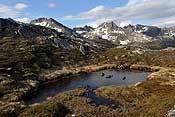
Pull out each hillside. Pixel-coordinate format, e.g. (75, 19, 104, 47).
(1, 18, 175, 116)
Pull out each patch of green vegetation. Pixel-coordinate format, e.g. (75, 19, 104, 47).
(20, 88, 122, 117)
(96, 79, 175, 116)
(19, 103, 70, 117)
(0, 85, 5, 97)
(19, 88, 88, 117)
(104, 48, 175, 67)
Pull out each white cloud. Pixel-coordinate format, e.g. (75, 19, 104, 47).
(83, 19, 132, 28)
(63, 5, 112, 20)
(15, 3, 28, 10)
(15, 18, 30, 23)
(0, 4, 19, 17)
(120, 20, 132, 27)
(79, 18, 130, 28)
(127, 0, 146, 6)
(48, 3, 56, 8)
(83, 18, 115, 28)
(0, 3, 28, 18)
(63, 0, 175, 27)
(153, 16, 175, 27)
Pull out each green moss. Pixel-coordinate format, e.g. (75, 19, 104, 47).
(95, 79, 175, 116)
(19, 89, 87, 117)
(103, 48, 175, 67)
(19, 103, 70, 117)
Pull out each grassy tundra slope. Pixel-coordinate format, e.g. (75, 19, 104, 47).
(1, 18, 175, 116)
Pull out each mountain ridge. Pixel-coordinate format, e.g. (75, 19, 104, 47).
(30, 18, 79, 38)
(2, 17, 175, 49)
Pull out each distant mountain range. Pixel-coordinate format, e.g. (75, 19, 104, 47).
(1, 17, 175, 49)
(73, 21, 175, 48)
(0, 18, 114, 51)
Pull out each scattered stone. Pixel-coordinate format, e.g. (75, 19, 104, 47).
(28, 80, 39, 87)
(46, 96, 52, 100)
(134, 82, 142, 86)
(114, 56, 118, 60)
(122, 76, 126, 80)
(105, 75, 113, 79)
(72, 114, 76, 117)
(121, 55, 127, 58)
(167, 105, 175, 117)
(7, 68, 12, 71)
(101, 72, 105, 77)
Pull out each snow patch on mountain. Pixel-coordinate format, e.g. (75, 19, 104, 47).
(34, 21, 48, 27)
(34, 21, 63, 32)
(79, 21, 164, 47)
(82, 21, 128, 42)
(76, 31, 87, 34)
(120, 40, 129, 45)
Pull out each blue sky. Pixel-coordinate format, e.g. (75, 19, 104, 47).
(1, 0, 175, 28)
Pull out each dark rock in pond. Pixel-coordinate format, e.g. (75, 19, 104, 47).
(122, 76, 126, 80)
(101, 72, 105, 77)
(106, 75, 113, 79)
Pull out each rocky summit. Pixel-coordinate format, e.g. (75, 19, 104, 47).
(73, 25, 94, 35)
(1, 17, 175, 117)
(123, 24, 162, 37)
(30, 18, 79, 38)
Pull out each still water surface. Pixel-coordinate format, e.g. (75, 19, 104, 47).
(28, 70, 149, 104)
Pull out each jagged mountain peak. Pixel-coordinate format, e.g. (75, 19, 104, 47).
(81, 21, 127, 43)
(124, 24, 162, 37)
(30, 17, 66, 32)
(97, 21, 119, 31)
(74, 25, 94, 30)
(31, 17, 79, 37)
(73, 25, 94, 34)
(83, 25, 95, 31)
(94, 21, 125, 35)
(31, 18, 64, 27)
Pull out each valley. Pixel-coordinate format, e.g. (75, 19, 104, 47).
(0, 18, 175, 116)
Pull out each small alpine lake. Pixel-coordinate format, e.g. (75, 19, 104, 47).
(27, 69, 150, 104)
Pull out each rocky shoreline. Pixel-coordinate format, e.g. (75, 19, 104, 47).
(1, 62, 175, 116)
(18, 64, 175, 117)
(39, 64, 161, 85)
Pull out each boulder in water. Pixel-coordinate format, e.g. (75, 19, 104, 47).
(106, 75, 113, 79)
(122, 77, 126, 80)
(101, 72, 105, 77)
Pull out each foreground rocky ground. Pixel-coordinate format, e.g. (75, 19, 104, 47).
(1, 45, 175, 116)
(19, 66, 175, 117)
